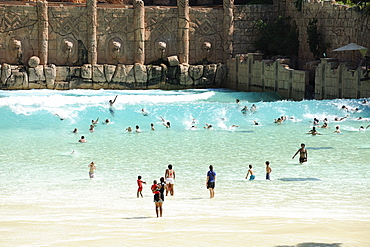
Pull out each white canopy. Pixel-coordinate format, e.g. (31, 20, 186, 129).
(333, 43, 367, 57)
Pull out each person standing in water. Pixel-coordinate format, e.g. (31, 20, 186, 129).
(246, 165, 255, 180)
(151, 180, 162, 217)
(88, 162, 96, 178)
(109, 95, 118, 116)
(165, 164, 175, 196)
(137, 175, 146, 198)
(206, 165, 216, 198)
(292, 143, 308, 163)
(265, 161, 272, 180)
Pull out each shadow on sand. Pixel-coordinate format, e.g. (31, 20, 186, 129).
(276, 242, 342, 247)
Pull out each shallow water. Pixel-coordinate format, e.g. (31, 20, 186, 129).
(1, 89, 369, 246)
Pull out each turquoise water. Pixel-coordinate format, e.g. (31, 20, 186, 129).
(1, 89, 370, 245)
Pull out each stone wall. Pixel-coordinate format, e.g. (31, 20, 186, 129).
(226, 53, 309, 100)
(315, 58, 370, 99)
(277, 0, 370, 64)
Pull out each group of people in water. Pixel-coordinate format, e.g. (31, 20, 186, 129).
(73, 96, 368, 217)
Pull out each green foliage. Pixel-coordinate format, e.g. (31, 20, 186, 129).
(306, 18, 329, 60)
(253, 16, 299, 57)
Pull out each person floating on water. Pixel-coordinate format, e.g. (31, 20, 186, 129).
(292, 143, 307, 163)
(126, 127, 132, 132)
(104, 119, 110, 124)
(151, 123, 155, 131)
(246, 165, 255, 180)
(88, 162, 96, 178)
(109, 95, 118, 116)
(204, 123, 213, 129)
(78, 136, 87, 142)
(165, 164, 175, 196)
(135, 125, 142, 133)
(72, 128, 78, 133)
(89, 125, 95, 132)
(206, 165, 216, 198)
(334, 125, 341, 133)
(250, 104, 257, 112)
(265, 161, 272, 180)
(137, 175, 146, 198)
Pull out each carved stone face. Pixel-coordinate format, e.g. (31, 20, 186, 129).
(158, 41, 167, 51)
(13, 39, 22, 49)
(203, 42, 211, 52)
(64, 40, 73, 53)
(112, 41, 121, 53)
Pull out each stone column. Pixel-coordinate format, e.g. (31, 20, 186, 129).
(87, 0, 97, 65)
(134, 0, 145, 64)
(223, 0, 234, 60)
(37, 0, 48, 65)
(177, 0, 189, 64)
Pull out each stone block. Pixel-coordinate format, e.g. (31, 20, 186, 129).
(104, 65, 116, 82)
(126, 65, 135, 84)
(112, 64, 128, 83)
(202, 64, 217, 84)
(1, 64, 11, 85)
(44, 64, 56, 88)
(81, 64, 92, 79)
(55, 67, 70, 82)
(167, 56, 180, 67)
(7, 71, 28, 89)
(28, 65, 46, 82)
(134, 63, 147, 83)
(70, 67, 81, 77)
(92, 65, 106, 83)
(215, 63, 227, 85)
(70, 78, 93, 89)
(147, 65, 163, 86)
(54, 82, 70, 90)
(189, 65, 204, 81)
(179, 64, 193, 86)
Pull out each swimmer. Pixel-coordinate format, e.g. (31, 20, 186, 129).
(241, 106, 248, 115)
(274, 118, 283, 124)
(126, 127, 132, 132)
(89, 125, 95, 132)
(236, 99, 240, 104)
(163, 121, 171, 128)
(334, 125, 341, 133)
(78, 136, 87, 142)
(245, 165, 255, 180)
(92, 118, 99, 125)
(104, 119, 110, 124)
(135, 125, 142, 132)
(341, 105, 349, 112)
(54, 113, 65, 121)
(191, 118, 197, 125)
(320, 122, 329, 128)
(231, 125, 239, 128)
(250, 104, 257, 112)
(190, 125, 197, 130)
(141, 108, 149, 116)
(334, 117, 347, 121)
(359, 126, 365, 131)
(292, 143, 307, 163)
(253, 121, 259, 125)
(88, 162, 96, 178)
(72, 128, 78, 133)
(151, 123, 155, 131)
(307, 127, 322, 135)
(204, 123, 213, 129)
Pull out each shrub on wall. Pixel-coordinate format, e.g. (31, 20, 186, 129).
(306, 18, 329, 60)
(253, 16, 299, 57)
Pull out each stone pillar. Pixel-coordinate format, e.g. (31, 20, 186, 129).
(223, 0, 234, 60)
(134, 0, 145, 64)
(87, 0, 97, 65)
(177, 0, 189, 64)
(37, 0, 48, 65)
